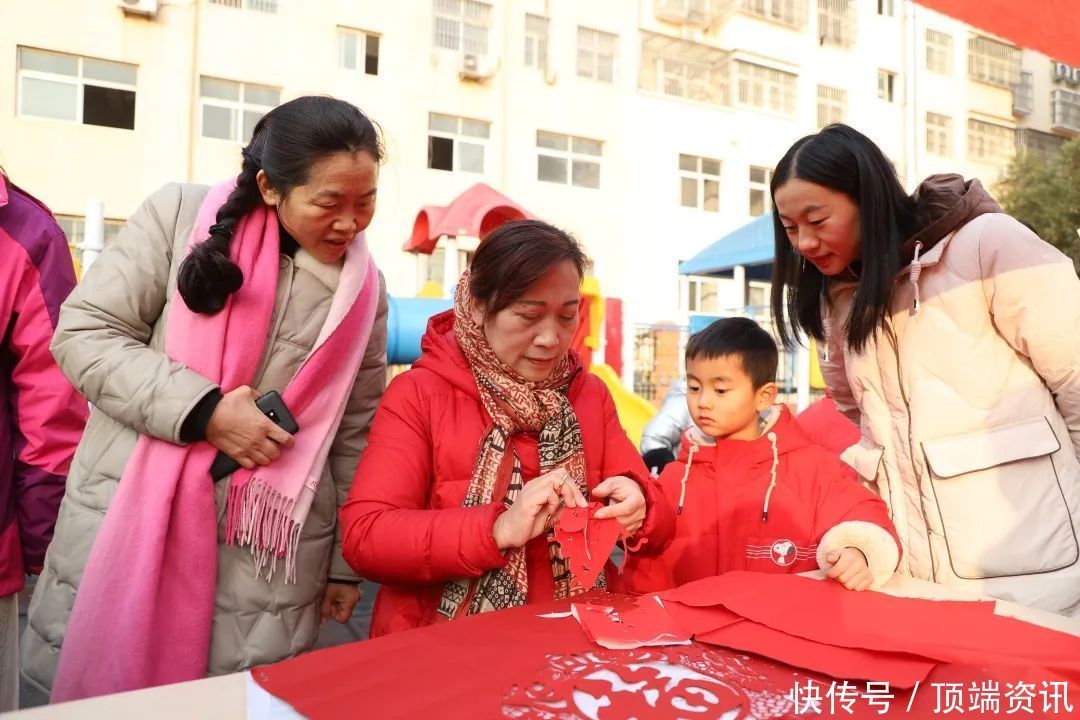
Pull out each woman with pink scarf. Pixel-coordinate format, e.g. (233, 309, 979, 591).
(22, 96, 388, 701)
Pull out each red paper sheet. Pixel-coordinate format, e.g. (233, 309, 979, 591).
(662, 599, 748, 636)
(698, 618, 935, 688)
(662, 572, 1080, 671)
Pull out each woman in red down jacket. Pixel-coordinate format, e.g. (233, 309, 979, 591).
(340, 220, 674, 637)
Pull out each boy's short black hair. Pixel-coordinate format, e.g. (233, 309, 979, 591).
(685, 317, 778, 389)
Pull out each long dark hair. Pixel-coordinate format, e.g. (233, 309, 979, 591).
(469, 220, 589, 316)
(178, 96, 383, 314)
(769, 124, 916, 353)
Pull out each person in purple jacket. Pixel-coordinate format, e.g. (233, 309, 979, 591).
(0, 171, 87, 710)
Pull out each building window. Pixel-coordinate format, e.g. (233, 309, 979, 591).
(427, 113, 490, 173)
(739, 0, 808, 29)
(1013, 70, 1034, 115)
(684, 276, 720, 313)
(208, 0, 278, 12)
(199, 77, 279, 143)
(748, 166, 773, 216)
(1051, 88, 1080, 134)
(56, 215, 125, 267)
(877, 69, 897, 102)
(421, 246, 475, 288)
(818, 0, 855, 48)
(876, 0, 894, 16)
(537, 131, 602, 189)
(967, 118, 1016, 165)
(925, 112, 952, 156)
(748, 282, 769, 309)
(735, 61, 797, 116)
(679, 154, 721, 211)
(577, 26, 618, 83)
(816, 84, 846, 128)
(524, 14, 549, 72)
(925, 29, 952, 74)
(967, 35, 1020, 89)
(338, 28, 379, 75)
(433, 0, 492, 54)
(639, 32, 730, 105)
(17, 47, 137, 130)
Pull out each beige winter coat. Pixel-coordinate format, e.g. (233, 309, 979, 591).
(825, 180, 1080, 615)
(21, 183, 388, 693)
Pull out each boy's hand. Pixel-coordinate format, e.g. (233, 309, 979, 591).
(825, 547, 873, 591)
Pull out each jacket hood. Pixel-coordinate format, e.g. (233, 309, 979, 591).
(677, 405, 811, 465)
(411, 309, 587, 403)
(905, 174, 1002, 258)
(672, 405, 812, 519)
(411, 309, 482, 401)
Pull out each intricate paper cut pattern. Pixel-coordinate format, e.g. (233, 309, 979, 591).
(554, 502, 623, 592)
(502, 646, 801, 719)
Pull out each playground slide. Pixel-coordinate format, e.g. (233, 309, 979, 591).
(386, 296, 452, 365)
(589, 363, 657, 449)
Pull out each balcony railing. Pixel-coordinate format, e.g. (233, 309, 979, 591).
(1051, 88, 1080, 135)
(1015, 128, 1067, 162)
(654, 0, 733, 27)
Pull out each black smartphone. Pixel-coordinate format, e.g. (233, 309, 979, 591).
(210, 390, 299, 482)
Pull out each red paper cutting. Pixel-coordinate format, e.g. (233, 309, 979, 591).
(502, 647, 794, 719)
(572, 596, 692, 649)
(554, 502, 623, 593)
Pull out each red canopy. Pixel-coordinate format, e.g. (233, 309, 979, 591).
(403, 182, 535, 255)
(914, 0, 1080, 66)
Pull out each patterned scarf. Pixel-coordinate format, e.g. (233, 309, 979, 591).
(437, 272, 602, 620)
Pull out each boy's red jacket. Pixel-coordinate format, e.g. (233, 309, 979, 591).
(616, 406, 900, 594)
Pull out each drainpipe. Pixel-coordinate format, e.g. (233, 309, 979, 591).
(82, 198, 106, 273)
(795, 340, 811, 412)
(186, 0, 201, 182)
(901, 0, 918, 189)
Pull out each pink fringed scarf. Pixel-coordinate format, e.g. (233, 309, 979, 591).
(52, 181, 380, 702)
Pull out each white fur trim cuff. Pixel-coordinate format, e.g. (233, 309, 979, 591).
(817, 520, 900, 589)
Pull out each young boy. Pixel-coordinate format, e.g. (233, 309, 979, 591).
(620, 317, 900, 594)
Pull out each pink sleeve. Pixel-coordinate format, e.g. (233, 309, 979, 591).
(3, 233, 86, 572)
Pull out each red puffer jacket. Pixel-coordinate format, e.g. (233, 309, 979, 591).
(617, 406, 900, 595)
(340, 311, 674, 637)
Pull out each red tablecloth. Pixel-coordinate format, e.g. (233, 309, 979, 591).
(253, 576, 1080, 719)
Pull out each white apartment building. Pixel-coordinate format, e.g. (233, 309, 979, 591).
(1, 0, 1068, 388)
(1014, 50, 1079, 160)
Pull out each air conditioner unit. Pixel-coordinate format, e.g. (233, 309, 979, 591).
(459, 52, 494, 81)
(118, 0, 158, 17)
